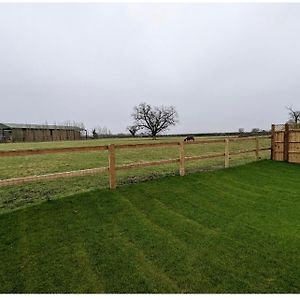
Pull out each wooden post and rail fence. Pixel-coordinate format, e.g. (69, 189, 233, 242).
(0, 136, 271, 189)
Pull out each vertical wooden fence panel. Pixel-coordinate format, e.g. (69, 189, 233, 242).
(272, 124, 285, 162)
(272, 123, 300, 164)
(288, 128, 300, 163)
(108, 144, 116, 189)
(271, 124, 275, 160)
(284, 123, 290, 162)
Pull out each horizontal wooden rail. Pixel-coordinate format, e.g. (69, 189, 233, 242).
(260, 147, 272, 151)
(0, 167, 108, 187)
(185, 153, 225, 161)
(0, 145, 108, 157)
(285, 141, 300, 143)
(229, 135, 271, 142)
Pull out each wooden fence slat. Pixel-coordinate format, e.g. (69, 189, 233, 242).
(284, 123, 290, 162)
(108, 144, 116, 189)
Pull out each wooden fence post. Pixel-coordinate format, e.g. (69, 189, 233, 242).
(271, 124, 275, 160)
(108, 144, 116, 189)
(255, 137, 260, 160)
(284, 123, 289, 162)
(179, 141, 185, 176)
(224, 138, 229, 168)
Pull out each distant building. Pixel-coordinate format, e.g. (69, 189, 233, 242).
(0, 123, 87, 143)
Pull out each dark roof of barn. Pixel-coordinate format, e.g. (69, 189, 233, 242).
(0, 123, 83, 131)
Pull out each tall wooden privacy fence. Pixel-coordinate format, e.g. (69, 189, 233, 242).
(272, 123, 300, 163)
(0, 136, 271, 189)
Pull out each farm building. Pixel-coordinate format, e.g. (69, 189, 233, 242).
(0, 123, 87, 143)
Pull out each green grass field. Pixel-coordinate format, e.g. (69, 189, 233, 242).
(0, 136, 270, 213)
(0, 160, 300, 293)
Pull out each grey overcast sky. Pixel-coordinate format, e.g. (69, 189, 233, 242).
(0, 3, 300, 134)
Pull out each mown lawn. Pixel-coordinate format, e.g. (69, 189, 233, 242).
(1, 160, 300, 293)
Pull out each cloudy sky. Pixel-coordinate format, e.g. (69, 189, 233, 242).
(0, 3, 300, 134)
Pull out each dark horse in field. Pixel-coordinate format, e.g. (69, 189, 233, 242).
(184, 135, 195, 142)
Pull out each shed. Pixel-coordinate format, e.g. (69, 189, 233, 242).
(0, 123, 87, 142)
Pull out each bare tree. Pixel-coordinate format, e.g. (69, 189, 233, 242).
(286, 106, 300, 124)
(126, 125, 139, 137)
(131, 102, 179, 139)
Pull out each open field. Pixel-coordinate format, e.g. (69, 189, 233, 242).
(0, 161, 300, 293)
(0, 136, 270, 213)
